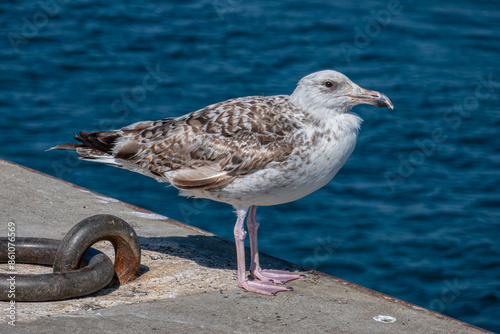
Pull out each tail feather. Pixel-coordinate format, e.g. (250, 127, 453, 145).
(47, 143, 82, 151)
(75, 147, 114, 160)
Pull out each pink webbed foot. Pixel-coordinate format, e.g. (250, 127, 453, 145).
(251, 268, 304, 284)
(234, 206, 298, 296)
(238, 279, 292, 296)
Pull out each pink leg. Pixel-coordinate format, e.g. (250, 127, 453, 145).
(233, 207, 290, 295)
(247, 205, 303, 284)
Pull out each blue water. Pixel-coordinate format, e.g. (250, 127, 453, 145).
(1, 0, 499, 331)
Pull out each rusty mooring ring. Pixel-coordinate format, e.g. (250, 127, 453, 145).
(53, 214, 141, 284)
(0, 214, 141, 301)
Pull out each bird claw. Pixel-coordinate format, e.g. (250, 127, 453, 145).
(238, 279, 291, 296)
(251, 268, 303, 284)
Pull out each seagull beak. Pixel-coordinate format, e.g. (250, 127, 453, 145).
(347, 88, 394, 110)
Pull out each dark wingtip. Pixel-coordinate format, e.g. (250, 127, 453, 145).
(74, 130, 119, 154)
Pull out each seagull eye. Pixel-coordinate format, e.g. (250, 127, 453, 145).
(324, 81, 336, 88)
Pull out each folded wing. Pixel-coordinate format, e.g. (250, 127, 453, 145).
(52, 95, 303, 190)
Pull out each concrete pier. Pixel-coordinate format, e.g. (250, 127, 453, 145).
(0, 158, 491, 333)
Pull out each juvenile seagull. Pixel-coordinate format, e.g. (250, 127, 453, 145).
(52, 70, 393, 295)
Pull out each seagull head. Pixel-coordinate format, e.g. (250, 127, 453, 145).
(290, 70, 393, 115)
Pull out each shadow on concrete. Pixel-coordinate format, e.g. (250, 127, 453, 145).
(138, 235, 302, 272)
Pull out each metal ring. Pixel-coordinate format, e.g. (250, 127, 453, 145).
(53, 214, 141, 283)
(0, 214, 141, 301)
(0, 238, 114, 301)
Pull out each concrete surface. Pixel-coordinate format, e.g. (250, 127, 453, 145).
(0, 158, 491, 333)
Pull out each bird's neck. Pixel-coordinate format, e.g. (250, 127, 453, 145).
(289, 93, 361, 131)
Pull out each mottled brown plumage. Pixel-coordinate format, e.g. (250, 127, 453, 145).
(60, 95, 310, 191)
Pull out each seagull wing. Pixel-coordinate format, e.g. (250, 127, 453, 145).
(53, 95, 304, 190)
